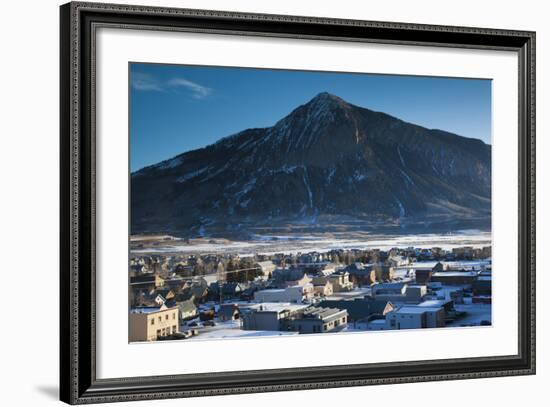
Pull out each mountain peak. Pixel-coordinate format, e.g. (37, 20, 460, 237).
(310, 91, 342, 101)
(306, 92, 349, 111)
(280, 92, 352, 126)
(269, 92, 353, 149)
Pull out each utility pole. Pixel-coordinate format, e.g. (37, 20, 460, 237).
(218, 262, 224, 305)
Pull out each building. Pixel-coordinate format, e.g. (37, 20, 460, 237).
(345, 263, 377, 286)
(432, 262, 448, 272)
(188, 282, 209, 303)
(387, 255, 410, 267)
(129, 264, 147, 276)
(386, 305, 445, 329)
(412, 261, 448, 284)
(371, 282, 427, 304)
(371, 281, 406, 296)
(242, 303, 308, 331)
(472, 296, 492, 304)
(452, 246, 474, 260)
(164, 277, 186, 291)
(174, 298, 198, 320)
(364, 319, 389, 331)
(431, 271, 478, 285)
(416, 299, 454, 315)
(255, 261, 277, 277)
(152, 288, 175, 302)
(414, 268, 433, 284)
(282, 273, 312, 288)
(199, 308, 215, 321)
(129, 304, 179, 341)
(129, 275, 165, 304)
(208, 282, 245, 300)
(327, 271, 354, 292)
(218, 304, 240, 321)
(318, 298, 394, 323)
(473, 275, 492, 295)
(272, 268, 312, 287)
(373, 264, 395, 282)
(254, 284, 314, 303)
(313, 281, 334, 297)
(282, 306, 348, 334)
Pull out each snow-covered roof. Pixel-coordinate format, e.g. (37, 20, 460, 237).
(394, 305, 442, 314)
(417, 299, 451, 308)
(256, 288, 285, 293)
(129, 305, 169, 314)
(256, 261, 276, 267)
(247, 302, 309, 313)
(432, 271, 478, 277)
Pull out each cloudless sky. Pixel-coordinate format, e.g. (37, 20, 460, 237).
(130, 63, 491, 172)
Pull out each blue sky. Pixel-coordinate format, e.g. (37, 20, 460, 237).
(130, 63, 492, 172)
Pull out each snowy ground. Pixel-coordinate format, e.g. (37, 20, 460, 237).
(405, 260, 492, 270)
(447, 303, 492, 327)
(324, 286, 371, 300)
(181, 319, 299, 340)
(131, 230, 491, 256)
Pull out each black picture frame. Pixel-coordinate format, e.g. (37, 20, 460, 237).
(60, 2, 536, 404)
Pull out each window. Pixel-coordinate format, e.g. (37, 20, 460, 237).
(158, 316, 161, 323)
(156, 329, 161, 338)
(151, 319, 154, 325)
(173, 313, 176, 320)
(165, 314, 169, 320)
(172, 326, 176, 334)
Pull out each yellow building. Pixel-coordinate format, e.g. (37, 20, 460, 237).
(129, 304, 179, 342)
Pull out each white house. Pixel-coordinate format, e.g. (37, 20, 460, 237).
(254, 283, 314, 303)
(255, 261, 277, 277)
(385, 305, 445, 329)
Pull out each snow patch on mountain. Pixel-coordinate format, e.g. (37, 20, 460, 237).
(177, 166, 209, 182)
(153, 155, 184, 170)
(399, 169, 414, 188)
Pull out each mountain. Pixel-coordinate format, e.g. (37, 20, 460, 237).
(131, 92, 491, 236)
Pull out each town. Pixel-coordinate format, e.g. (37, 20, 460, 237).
(129, 243, 492, 342)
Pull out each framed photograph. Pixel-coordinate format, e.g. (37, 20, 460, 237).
(60, 1, 535, 404)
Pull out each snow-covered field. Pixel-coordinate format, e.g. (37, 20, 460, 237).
(181, 319, 299, 341)
(447, 303, 492, 327)
(131, 230, 491, 256)
(405, 260, 492, 270)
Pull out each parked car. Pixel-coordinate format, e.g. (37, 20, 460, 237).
(171, 332, 189, 339)
(203, 320, 216, 327)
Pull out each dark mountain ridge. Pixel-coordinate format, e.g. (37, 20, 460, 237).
(131, 92, 491, 237)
